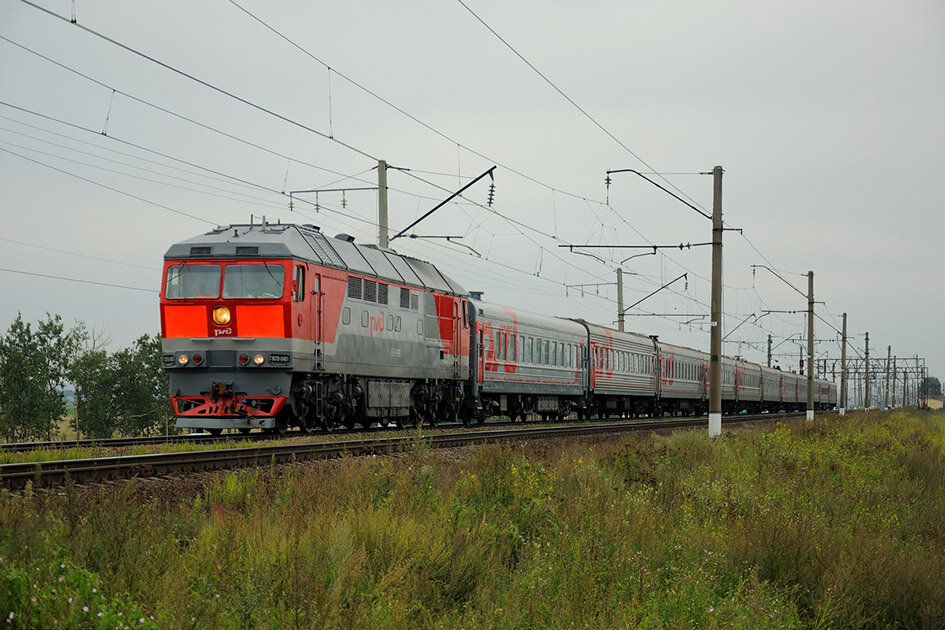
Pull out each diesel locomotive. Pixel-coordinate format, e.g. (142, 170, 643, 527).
(160, 221, 836, 434)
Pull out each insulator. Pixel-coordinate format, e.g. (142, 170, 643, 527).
(487, 183, 495, 207)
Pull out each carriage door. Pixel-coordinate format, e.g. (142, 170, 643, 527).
(478, 327, 485, 384)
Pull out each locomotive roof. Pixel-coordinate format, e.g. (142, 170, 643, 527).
(164, 222, 467, 295)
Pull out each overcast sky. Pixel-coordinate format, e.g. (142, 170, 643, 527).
(1, 0, 943, 391)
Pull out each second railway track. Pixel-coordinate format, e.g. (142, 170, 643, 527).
(1, 412, 807, 490)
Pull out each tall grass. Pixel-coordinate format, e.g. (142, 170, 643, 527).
(1, 410, 943, 628)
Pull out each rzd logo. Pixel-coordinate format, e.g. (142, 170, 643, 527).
(213, 327, 233, 336)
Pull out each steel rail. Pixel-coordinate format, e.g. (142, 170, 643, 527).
(0, 412, 808, 489)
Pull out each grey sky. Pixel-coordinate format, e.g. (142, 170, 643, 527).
(1, 0, 943, 387)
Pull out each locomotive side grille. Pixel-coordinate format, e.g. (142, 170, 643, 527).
(377, 283, 388, 305)
(235, 246, 259, 255)
(400, 287, 410, 308)
(410, 294, 419, 310)
(347, 277, 362, 299)
(190, 246, 211, 255)
(364, 280, 377, 302)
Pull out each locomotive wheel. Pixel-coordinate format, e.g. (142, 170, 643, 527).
(238, 428, 251, 435)
(268, 409, 289, 435)
(379, 417, 390, 429)
(320, 415, 334, 433)
(299, 412, 318, 434)
(207, 428, 222, 436)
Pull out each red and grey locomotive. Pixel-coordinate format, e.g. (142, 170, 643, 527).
(160, 221, 469, 433)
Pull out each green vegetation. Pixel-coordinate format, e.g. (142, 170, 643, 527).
(0, 314, 170, 442)
(1, 410, 944, 628)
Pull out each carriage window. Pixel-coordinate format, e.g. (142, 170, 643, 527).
(165, 264, 221, 299)
(223, 264, 284, 299)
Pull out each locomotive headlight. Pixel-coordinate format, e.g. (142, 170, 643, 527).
(177, 353, 189, 366)
(252, 353, 265, 365)
(212, 306, 231, 326)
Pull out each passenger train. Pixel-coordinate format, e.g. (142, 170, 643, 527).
(160, 221, 836, 434)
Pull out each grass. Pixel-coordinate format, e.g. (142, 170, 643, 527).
(1, 409, 944, 628)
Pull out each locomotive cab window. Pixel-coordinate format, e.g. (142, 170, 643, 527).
(165, 264, 220, 299)
(293, 265, 305, 302)
(223, 263, 284, 299)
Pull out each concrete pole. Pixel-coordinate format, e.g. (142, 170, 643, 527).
(617, 267, 625, 332)
(806, 271, 814, 421)
(377, 159, 389, 248)
(903, 370, 909, 408)
(708, 165, 723, 438)
(839, 313, 847, 415)
(892, 357, 897, 406)
(864, 332, 870, 409)
(884, 345, 892, 409)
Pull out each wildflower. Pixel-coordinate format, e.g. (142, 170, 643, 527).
(83, 606, 89, 613)
(69, 597, 73, 604)
(7, 612, 13, 623)
(140, 618, 146, 623)
(58, 576, 64, 582)
(97, 612, 104, 618)
(92, 588, 97, 593)
(709, 607, 714, 613)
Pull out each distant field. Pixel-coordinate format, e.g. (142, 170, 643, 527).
(1, 409, 943, 628)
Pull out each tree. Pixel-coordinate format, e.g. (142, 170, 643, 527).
(112, 334, 173, 436)
(69, 349, 118, 439)
(0, 314, 82, 441)
(919, 376, 942, 398)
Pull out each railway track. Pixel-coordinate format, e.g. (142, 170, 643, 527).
(1, 412, 807, 489)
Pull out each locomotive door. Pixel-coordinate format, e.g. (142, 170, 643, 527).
(452, 300, 461, 379)
(313, 274, 323, 371)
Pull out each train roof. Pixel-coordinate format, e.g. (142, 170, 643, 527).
(472, 297, 588, 337)
(164, 222, 467, 295)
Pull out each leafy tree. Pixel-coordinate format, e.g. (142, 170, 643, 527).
(919, 376, 942, 398)
(112, 334, 173, 436)
(69, 349, 118, 439)
(0, 314, 82, 441)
